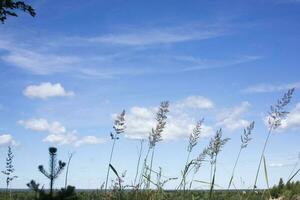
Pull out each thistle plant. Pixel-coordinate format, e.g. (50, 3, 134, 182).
(105, 109, 126, 191)
(178, 119, 204, 190)
(253, 88, 295, 189)
(228, 121, 255, 189)
(1, 146, 17, 200)
(206, 128, 230, 200)
(38, 147, 66, 197)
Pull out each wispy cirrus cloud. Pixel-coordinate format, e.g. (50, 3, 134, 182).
(0, 22, 259, 77)
(0, 38, 81, 75)
(77, 24, 227, 46)
(242, 82, 300, 93)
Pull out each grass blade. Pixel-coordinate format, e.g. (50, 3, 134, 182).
(263, 155, 269, 189)
(287, 168, 300, 183)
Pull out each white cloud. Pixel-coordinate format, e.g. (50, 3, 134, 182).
(43, 132, 78, 145)
(269, 162, 292, 168)
(18, 118, 66, 134)
(23, 82, 74, 99)
(74, 136, 105, 147)
(175, 96, 214, 109)
(19, 118, 103, 146)
(0, 134, 18, 147)
(43, 132, 104, 147)
(216, 101, 251, 131)
(122, 97, 213, 140)
(243, 82, 300, 93)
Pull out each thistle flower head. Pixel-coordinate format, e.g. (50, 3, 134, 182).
(188, 119, 204, 153)
(149, 101, 169, 148)
(206, 129, 230, 164)
(241, 121, 255, 149)
(49, 147, 57, 155)
(268, 88, 295, 129)
(111, 110, 126, 139)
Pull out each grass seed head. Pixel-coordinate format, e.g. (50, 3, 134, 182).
(188, 118, 204, 153)
(241, 121, 255, 149)
(149, 101, 169, 148)
(268, 88, 295, 129)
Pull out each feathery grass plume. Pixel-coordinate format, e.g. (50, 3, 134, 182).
(105, 109, 126, 191)
(253, 88, 295, 190)
(188, 119, 204, 153)
(228, 121, 255, 189)
(1, 146, 17, 200)
(147, 101, 169, 188)
(178, 119, 204, 190)
(38, 147, 66, 197)
(149, 101, 169, 148)
(206, 128, 230, 200)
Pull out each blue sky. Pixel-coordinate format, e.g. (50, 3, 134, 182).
(0, 0, 300, 190)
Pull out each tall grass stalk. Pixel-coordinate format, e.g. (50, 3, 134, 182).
(253, 88, 294, 190)
(64, 152, 74, 189)
(1, 146, 17, 200)
(228, 121, 255, 189)
(178, 119, 204, 190)
(206, 128, 230, 200)
(104, 110, 126, 191)
(144, 101, 169, 189)
(134, 139, 144, 186)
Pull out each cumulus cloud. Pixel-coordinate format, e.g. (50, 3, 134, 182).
(19, 118, 103, 146)
(18, 118, 66, 134)
(0, 134, 18, 147)
(216, 101, 251, 131)
(121, 96, 214, 140)
(243, 82, 300, 93)
(43, 132, 78, 145)
(23, 82, 74, 99)
(175, 96, 214, 109)
(74, 136, 105, 147)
